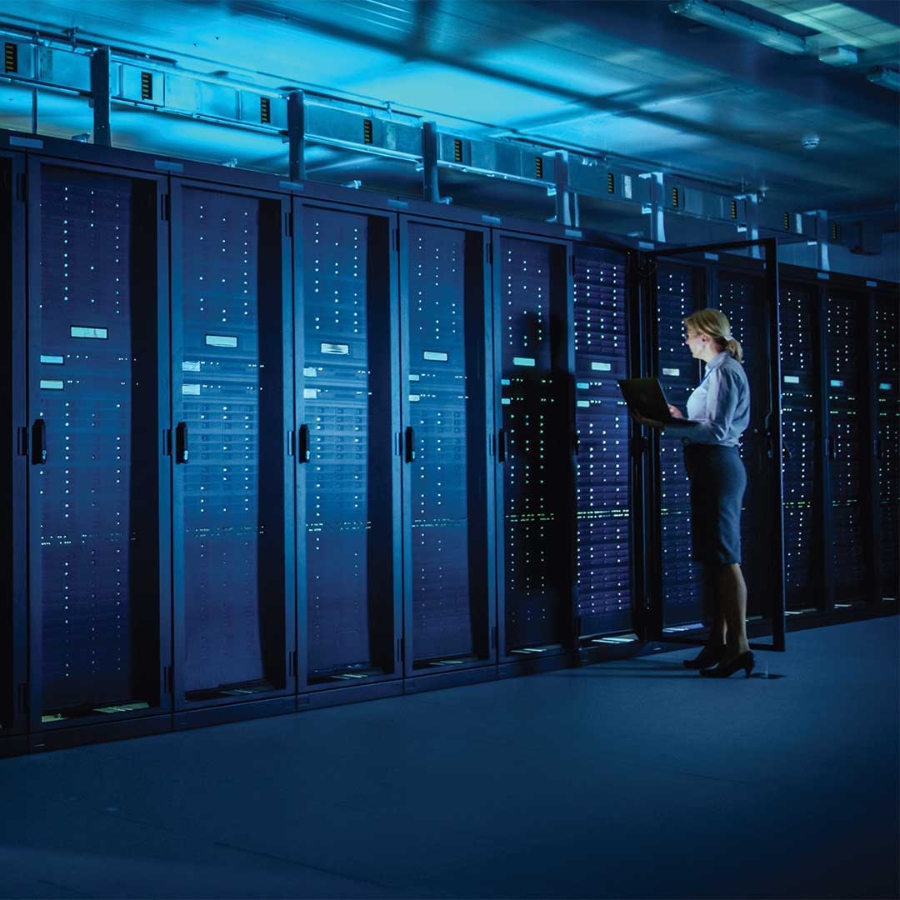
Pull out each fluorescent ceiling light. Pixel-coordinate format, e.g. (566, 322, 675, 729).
(818, 45, 858, 66)
(867, 67, 900, 91)
(669, 0, 808, 55)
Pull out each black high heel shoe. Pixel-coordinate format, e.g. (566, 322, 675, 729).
(700, 651, 755, 678)
(683, 644, 726, 670)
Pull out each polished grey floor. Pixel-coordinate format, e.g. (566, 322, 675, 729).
(1, 617, 898, 900)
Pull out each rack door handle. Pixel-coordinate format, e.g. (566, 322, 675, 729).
(298, 424, 311, 463)
(497, 428, 507, 463)
(175, 421, 189, 464)
(404, 426, 416, 463)
(31, 419, 47, 465)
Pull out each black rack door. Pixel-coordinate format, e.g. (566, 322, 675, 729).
(778, 282, 824, 613)
(170, 182, 292, 706)
(294, 203, 399, 686)
(493, 234, 574, 656)
(26, 161, 166, 726)
(655, 264, 702, 628)
(572, 244, 632, 637)
(825, 290, 870, 607)
(874, 294, 899, 601)
(398, 219, 493, 672)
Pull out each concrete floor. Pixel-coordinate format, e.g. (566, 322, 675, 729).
(1, 617, 897, 899)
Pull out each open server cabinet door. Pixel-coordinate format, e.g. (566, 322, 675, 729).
(634, 238, 786, 653)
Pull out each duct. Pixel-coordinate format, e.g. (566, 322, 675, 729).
(0, 27, 884, 254)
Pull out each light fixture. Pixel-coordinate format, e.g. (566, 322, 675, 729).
(867, 67, 900, 91)
(669, 0, 808, 55)
(818, 46, 858, 67)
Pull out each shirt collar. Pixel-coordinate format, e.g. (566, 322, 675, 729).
(705, 351, 729, 372)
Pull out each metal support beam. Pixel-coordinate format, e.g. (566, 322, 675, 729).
(90, 47, 111, 147)
(422, 120, 441, 203)
(812, 209, 830, 271)
(552, 151, 573, 227)
(642, 172, 666, 244)
(287, 90, 306, 182)
(747, 193, 761, 259)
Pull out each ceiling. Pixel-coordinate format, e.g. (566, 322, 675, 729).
(1, 0, 898, 245)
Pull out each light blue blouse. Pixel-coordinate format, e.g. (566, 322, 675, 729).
(683, 351, 750, 447)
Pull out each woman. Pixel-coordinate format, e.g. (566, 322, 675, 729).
(638, 308, 754, 678)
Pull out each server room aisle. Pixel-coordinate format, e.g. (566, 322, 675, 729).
(1, 617, 897, 900)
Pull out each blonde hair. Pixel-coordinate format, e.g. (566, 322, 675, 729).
(683, 308, 744, 363)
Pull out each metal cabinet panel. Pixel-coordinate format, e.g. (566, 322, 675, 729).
(826, 291, 868, 606)
(656, 265, 702, 628)
(0, 151, 27, 737)
(779, 283, 823, 612)
(27, 161, 164, 725)
(875, 295, 899, 600)
(572, 245, 631, 637)
(495, 235, 574, 654)
(399, 220, 493, 670)
(295, 204, 399, 685)
(171, 182, 290, 704)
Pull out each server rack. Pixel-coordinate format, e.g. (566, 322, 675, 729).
(169, 179, 294, 716)
(778, 281, 824, 613)
(874, 291, 899, 601)
(25, 157, 171, 746)
(825, 289, 872, 609)
(398, 218, 495, 676)
(655, 263, 703, 629)
(293, 201, 401, 692)
(492, 233, 575, 660)
(571, 244, 632, 639)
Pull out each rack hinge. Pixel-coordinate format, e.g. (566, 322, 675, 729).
(160, 193, 170, 221)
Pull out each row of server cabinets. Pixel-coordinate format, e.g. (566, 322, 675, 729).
(0, 138, 897, 754)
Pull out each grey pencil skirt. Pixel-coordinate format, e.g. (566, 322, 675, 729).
(682, 443, 747, 566)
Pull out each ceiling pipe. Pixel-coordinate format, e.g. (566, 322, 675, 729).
(669, 0, 808, 55)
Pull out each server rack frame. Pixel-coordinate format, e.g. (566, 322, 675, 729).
(169, 177, 295, 725)
(491, 229, 577, 671)
(397, 216, 498, 683)
(636, 238, 786, 653)
(0, 149, 28, 757)
(292, 196, 403, 699)
(24, 152, 174, 752)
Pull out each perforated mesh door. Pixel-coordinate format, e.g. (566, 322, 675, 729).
(35, 165, 159, 717)
(656, 265, 702, 627)
(827, 291, 866, 604)
(779, 284, 821, 611)
(572, 245, 631, 636)
(498, 237, 570, 651)
(300, 208, 394, 679)
(405, 223, 480, 664)
(875, 296, 899, 599)
(176, 186, 285, 697)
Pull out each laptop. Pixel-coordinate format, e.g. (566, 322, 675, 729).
(618, 378, 699, 427)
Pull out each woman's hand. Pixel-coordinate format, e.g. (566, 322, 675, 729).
(667, 405, 684, 419)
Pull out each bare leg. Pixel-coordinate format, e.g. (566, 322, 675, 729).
(705, 565, 727, 650)
(716, 563, 749, 661)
